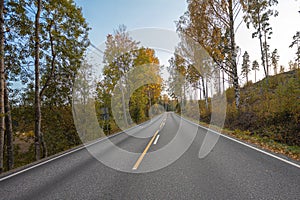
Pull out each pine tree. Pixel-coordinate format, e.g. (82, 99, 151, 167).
(279, 65, 285, 73)
(271, 49, 279, 75)
(243, 0, 279, 78)
(241, 51, 251, 84)
(252, 60, 260, 82)
(289, 31, 300, 69)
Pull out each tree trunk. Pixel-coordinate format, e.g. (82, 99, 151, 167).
(264, 32, 269, 77)
(198, 80, 202, 100)
(40, 132, 47, 158)
(34, 0, 42, 161)
(218, 69, 221, 94)
(4, 82, 13, 170)
(222, 70, 225, 92)
(257, 12, 268, 78)
(297, 42, 300, 69)
(229, 0, 240, 108)
(148, 90, 151, 109)
(182, 82, 186, 113)
(205, 77, 208, 108)
(0, 0, 5, 173)
(233, 76, 240, 108)
(120, 83, 128, 127)
(201, 76, 208, 109)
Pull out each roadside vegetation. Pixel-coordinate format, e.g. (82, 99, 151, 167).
(181, 70, 300, 160)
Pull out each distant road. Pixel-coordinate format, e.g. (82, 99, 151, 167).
(0, 112, 299, 199)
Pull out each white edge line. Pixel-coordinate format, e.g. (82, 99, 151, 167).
(176, 114, 300, 169)
(0, 114, 166, 182)
(153, 135, 160, 145)
(0, 138, 102, 182)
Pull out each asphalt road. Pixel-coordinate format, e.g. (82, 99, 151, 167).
(0, 112, 299, 199)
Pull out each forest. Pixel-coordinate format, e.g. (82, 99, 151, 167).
(0, 0, 299, 174)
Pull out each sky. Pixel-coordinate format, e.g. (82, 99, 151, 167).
(74, 0, 300, 84)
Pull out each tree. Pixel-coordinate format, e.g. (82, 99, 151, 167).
(103, 25, 139, 127)
(162, 94, 169, 110)
(288, 60, 297, 71)
(279, 65, 284, 74)
(289, 31, 300, 69)
(129, 48, 162, 121)
(177, 0, 243, 108)
(271, 48, 279, 75)
(4, 83, 13, 170)
(241, 51, 251, 83)
(33, 0, 42, 160)
(134, 48, 161, 115)
(243, 0, 278, 78)
(41, 0, 90, 106)
(0, 0, 5, 173)
(1, 0, 34, 171)
(101, 27, 162, 126)
(0, 0, 90, 167)
(252, 60, 259, 82)
(167, 52, 188, 111)
(30, 0, 90, 160)
(175, 34, 210, 109)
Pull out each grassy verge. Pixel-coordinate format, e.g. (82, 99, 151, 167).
(183, 115, 300, 161)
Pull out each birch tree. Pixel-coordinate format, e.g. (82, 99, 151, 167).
(177, 0, 243, 108)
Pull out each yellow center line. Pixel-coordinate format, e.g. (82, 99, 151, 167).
(132, 130, 159, 170)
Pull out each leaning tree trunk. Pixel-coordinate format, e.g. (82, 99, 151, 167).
(0, 0, 5, 173)
(34, 0, 42, 160)
(229, 0, 240, 108)
(4, 82, 13, 170)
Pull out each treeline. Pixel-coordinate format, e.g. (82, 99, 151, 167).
(167, 1, 299, 146)
(0, 0, 90, 173)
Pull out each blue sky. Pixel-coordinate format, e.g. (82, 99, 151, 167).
(74, 0, 188, 83)
(75, 0, 187, 46)
(75, 0, 300, 84)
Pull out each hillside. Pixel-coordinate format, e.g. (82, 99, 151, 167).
(184, 69, 299, 160)
(225, 69, 299, 146)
